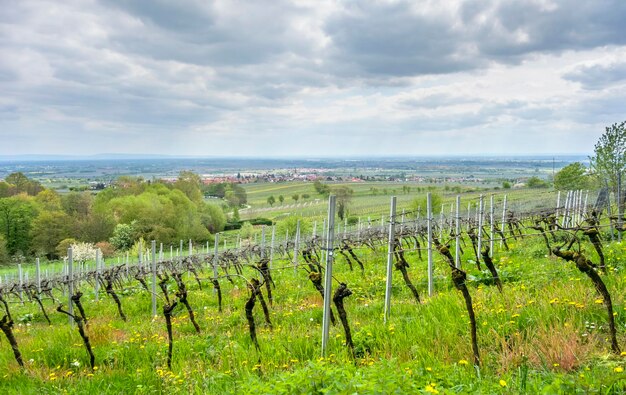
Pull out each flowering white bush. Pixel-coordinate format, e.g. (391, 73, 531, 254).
(70, 242, 97, 263)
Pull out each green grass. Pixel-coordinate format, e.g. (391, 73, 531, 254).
(1, 227, 625, 394)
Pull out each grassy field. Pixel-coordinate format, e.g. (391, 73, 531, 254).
(240, 181, 563, 223)
(1, 218, 625, 394)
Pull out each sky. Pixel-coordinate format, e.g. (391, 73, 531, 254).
(1, 0, 626, 157)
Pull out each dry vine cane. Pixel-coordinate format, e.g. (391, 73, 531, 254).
(56, 304, 95, 369)
(172, 272, 201, 333)
(333, 282, 355, 357)
(245, 280, 261, 352)
(71, 291, 89, 325)
(552, 246, 621, 354)
(163, 301, 178, 370)
(392, 239, 421, 303)
(28, 287, 51, 325)
(433, 237, 480, 366)
(480, 246, 502, 292)
(101, 275, 126, 322)
(0, 314, 24, 368)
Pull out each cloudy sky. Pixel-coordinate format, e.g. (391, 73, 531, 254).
(1, 0, 626, 157)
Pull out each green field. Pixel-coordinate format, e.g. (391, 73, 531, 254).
(1, 211, 625, 394)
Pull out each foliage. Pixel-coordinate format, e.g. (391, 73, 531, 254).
(313, 180, 331, 196)
(502, 181, 511, 189)
(204, 182, 247, 207)
(278, 195, 284, 204)
(109, 223, 136, 251)
(101, 184, 211, 244)
(554, 162, 595, 191)
(0, 234, 8, 265)
(30, 210, 71, 259)
(95, 241, 116, 258)
(0, 194, 38, 255)
(174, 171, 203, 203)
(198, 202, 226, 234)
(248, 218, 273, 226)
(239, 222, 255, 241)
(276, 216, 311, 238)
(590, 120, 626, 191)
(267, 195, 275, 206)
(1, 172, 44, 196)
(410, 193, 442, 216)
(333, 186, 353, 220)
(292, 194, 299, 202)
(526, 176, 549, 188)
(55, 238, 77, 258)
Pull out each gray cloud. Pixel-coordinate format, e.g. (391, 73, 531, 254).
(563, 60, 626, 90)
(1, 0, 625, 156)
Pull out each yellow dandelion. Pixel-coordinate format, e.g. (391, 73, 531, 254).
(499, 379, 507, 387)
(458, 359, 469, 365)
(614, 367, 624, 373)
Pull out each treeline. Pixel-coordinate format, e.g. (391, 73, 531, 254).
(0, 171, 242, 264)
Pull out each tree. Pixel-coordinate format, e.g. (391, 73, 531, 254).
(30, 211, 71, 259)
(267, 195, 276, 206)
(278, 195, 284, 204)
(276, 216, 311, 239)
(590, 121, 626, 193)
(110, 223, 136, 251)
(0, 234, 9, 265)
(333, 186, 353, 220)
(502, 181, 511, 189)
(313, 180, 331, 196)
(4, 172, 43, 196)
(554, 162, 594, 191)
(292, 194, 300, 202)
(410, 193, 442, 217)
(526, 176, 549, 189)
(240, 222, 255, 242)
(35, 189, 62, 211)
(0, 195, 38, 255)
(174, 171, 203, 203)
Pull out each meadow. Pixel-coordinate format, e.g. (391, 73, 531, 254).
(1, 194, 625, 394)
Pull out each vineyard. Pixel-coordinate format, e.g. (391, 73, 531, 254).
(1, 190, 626, 394)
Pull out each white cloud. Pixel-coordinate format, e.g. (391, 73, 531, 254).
(1, 0, 625, 156)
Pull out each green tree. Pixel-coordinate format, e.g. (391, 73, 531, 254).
(35, 189, 62, 211)
(526, 176, 549, 189)
(276, 216, 311, 239)
(267, 195, 276, 206)
(292, 194, 300, 202)
(278, 195, 284, 204)
(5, 172, 43, 196)
(554, 162, 594, 191)
(502, 181, 511, 189)
(410, 193, 443, 217)
(56, 238, 77, 259)
(590, 121, 626, 193)
(30, 211, 71, 259)
(110, 222, 136, 251)
(0, 195, 38, 255)
(313, 180, 331, 196)
(0, 234, 9, 265)
(333, 186, 353, 220)
(240, 222, 255, 241)
(199, 201, 226, 233)
(174, 171, 203, 203)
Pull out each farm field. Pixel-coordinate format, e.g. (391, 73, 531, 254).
(1, 203, 625, 394)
